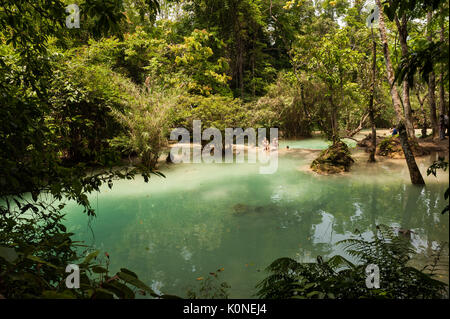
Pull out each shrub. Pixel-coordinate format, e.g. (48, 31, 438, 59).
(256, 225, 448, 299)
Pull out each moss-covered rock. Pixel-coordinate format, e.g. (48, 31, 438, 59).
(377, 136, 430, 158)
(310, 141, 355, 174)
(232, 203, 249, 215)
(232, 203, 268, 216)
(377, 136, 400, 157)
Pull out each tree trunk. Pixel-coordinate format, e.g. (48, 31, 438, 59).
(330, 95, 339, 144)
(368, 27, 377, 163)
(398, 123, 425, 185)
(239, 44, 244, 97)
(439, 10, 446, 140)
(375, 0, 405, 123)
(416, 91, 428, 138)
(427, 9, 439, 138)
(375, 0, 425, 185)
(369, 97, 376, 163)
(403, 82, 415, 138)
(428, 71, 438, 138)
(237, 32, 244, 98)
(395, 14, 415, 139)
(346, 113, 369, 138)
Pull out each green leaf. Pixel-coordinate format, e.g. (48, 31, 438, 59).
(303, 283, 316, 289)
(306, 291, 321, 298)
(26, 255, 58, 269)
(91, 266, 108, 274)
(82, 250, 99, 265)
(102, 281, 135, 299)
(116, 271, 158, 297)
(119, 268, 138, 278)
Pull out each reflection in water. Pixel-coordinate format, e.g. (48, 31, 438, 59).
(63, 149, 449, 298)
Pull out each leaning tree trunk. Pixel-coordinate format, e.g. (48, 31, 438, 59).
(398, 123, 425, 185)
(402, 80, 416, 138)
(375, 0, 405, 123)
(427, 9, 439, 139)
(375, 0, 425, 185)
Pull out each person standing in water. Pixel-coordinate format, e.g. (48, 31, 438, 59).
(262, 137, 269, 151)
(391, 127, 398, 136)
(271, 137, 278, 151)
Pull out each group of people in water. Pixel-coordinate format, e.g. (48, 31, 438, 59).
(262, 137, 278, 152)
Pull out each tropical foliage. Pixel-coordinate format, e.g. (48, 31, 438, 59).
(256, 225, 448, 299)
(0, 0, 448, 299)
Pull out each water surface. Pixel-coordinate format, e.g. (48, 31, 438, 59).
(279, 137, 357, 150)
(63, 140, 449, 298)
